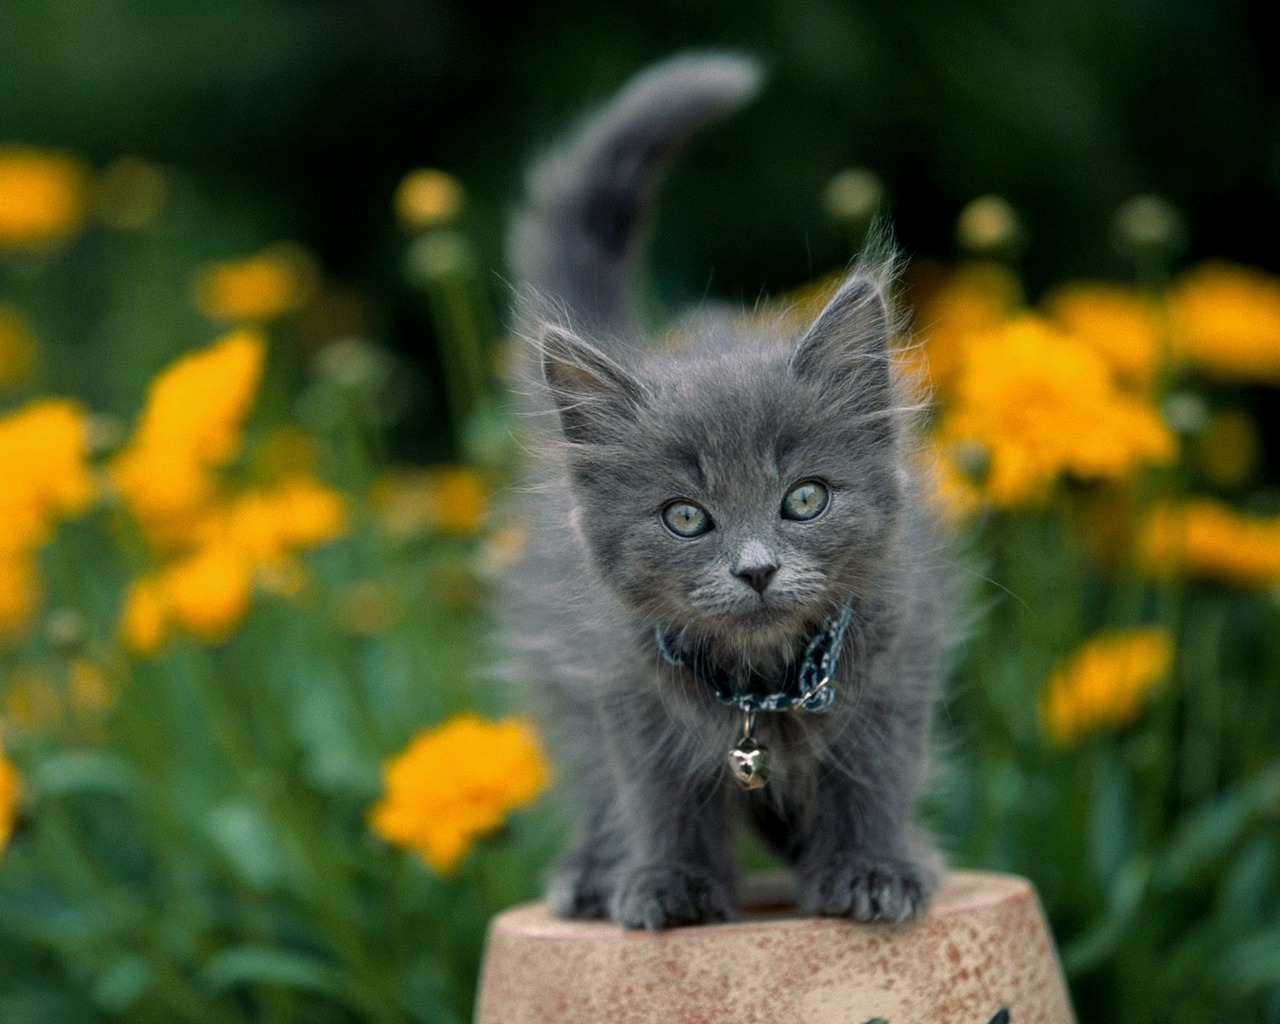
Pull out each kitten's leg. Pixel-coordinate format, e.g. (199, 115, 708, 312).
(606, 712, 738, 930)
(792, 716, 941, 923)
(546, 788, 625, 920)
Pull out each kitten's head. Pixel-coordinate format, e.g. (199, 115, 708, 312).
(539, 273, 906, 661)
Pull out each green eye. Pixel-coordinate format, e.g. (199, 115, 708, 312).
(781, 480, 830, 521)
(661, 501, 713, 538)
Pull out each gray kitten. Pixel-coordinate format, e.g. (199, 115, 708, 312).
(500, 53, 954, 931)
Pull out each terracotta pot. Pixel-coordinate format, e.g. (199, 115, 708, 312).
(475, 870, 1075, 1024)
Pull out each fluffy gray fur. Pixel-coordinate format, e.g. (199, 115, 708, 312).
(500, 52, 954, 931)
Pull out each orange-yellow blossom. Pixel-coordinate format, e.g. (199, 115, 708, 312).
(0, 400, 94, 637)
(119, 477, 348, 654)
(368, 714, 550, 874)
(1, 745, 19, 855)
(0, 145, 91, 249)
(1043, 282, 1165, 389)
(1139, 500, 1280, 588)
(938, 316, 1175, 507)
(1041, 628, 1172, 747)
(0, 399, 95, 553)
(0, 555, 40, 638)
(1168, 263, 1280, 383)
(217, 477, 349, 561)
(909, 262, 1021, 394)
(112, 329, 265, 539)
(193, 244, 318, 323)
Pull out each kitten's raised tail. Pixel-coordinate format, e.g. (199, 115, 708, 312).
(510, 53, 763, 340)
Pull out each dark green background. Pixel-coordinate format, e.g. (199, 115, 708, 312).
(3, 0, 1275, 299)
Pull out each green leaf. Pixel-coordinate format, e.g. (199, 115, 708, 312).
(93, 954, 153, 1012)
(28, 750, 140, 802)
(1160, 764, 1280, 887)
(202, 944, 351, 1002)
(1216, 924, 1280, 993)
(205, 801, 286, 893)
(1088, 753, 1136, 886)
(1062, 855, 1152, 974)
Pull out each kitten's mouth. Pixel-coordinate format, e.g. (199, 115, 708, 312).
(693, 597, 816, 645)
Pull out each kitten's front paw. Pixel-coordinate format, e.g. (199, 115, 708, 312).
(799, 854, 937, 923)
(612, 864, 736, 931)
(546, 855, 615, 920)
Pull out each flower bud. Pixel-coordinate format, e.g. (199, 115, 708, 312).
(395, 169, 465, 231)
(824, 169, 884, 228)
(1113, 194, 1186, 265)
(956, 196, 1024, 258)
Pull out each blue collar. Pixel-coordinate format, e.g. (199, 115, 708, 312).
(654, 602, 854, 714)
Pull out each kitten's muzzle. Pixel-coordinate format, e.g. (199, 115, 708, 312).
(734, 562, 779, 594)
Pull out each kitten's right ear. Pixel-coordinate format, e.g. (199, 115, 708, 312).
(540, 325, 648, 443)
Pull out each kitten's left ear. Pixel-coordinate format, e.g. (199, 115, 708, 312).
(540, 324, 649, 444)
(790, 274, 892, 398)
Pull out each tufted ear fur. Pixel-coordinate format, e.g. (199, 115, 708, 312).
(789, 274, 892, 407)
(540, 325, 649, 444)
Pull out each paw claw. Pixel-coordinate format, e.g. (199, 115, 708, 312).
(613, 864, 736, 931)
(800, 855, 935, 923)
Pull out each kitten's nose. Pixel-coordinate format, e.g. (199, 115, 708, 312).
(734, 541, 779, 594)
(735, 563, 778, 594)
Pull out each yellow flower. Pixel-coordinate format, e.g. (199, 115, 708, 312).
(1168, 263, 1280, 382)
(370, 466, 487, 539)
(1139, 500, 1280, 588)
(157, 543, 255, 644)
(0, 145, 92, 250)
(937, 315, 1175, 507)
(220, 477, 349, 562)
(112, 329, 265, 539)
(0, 304, 38, 390)
(132, 328, 265, 464)
(120, 577, 168, 655)
(910, 262, 1021, 394)
(119, 476, 348, 654)
(1041, 628, 1172, 747)
(1042, 282, 1165, 389)
(0, 399, 95, 552)
(395, 169, 465, 230)
(1, 745, 19, 855)
(0, 554, 40, 638)
(120, 547, 254, 653)
(368, 714, 550, 875)
(0, 400, 93, 639)
(193, 244, 319, 323)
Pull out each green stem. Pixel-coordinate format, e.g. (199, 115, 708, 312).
(424, 272, 489, 439)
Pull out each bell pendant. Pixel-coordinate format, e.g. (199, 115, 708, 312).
(728, 736, 770, 790)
